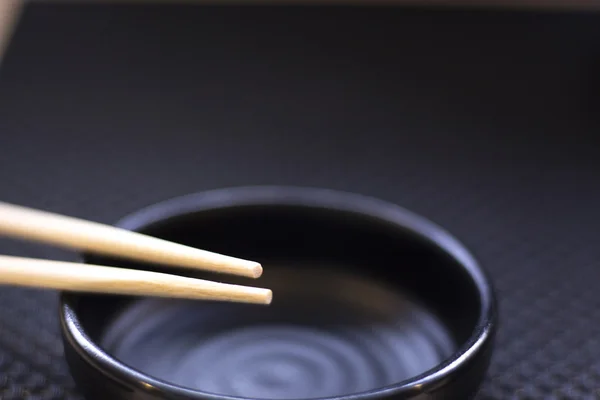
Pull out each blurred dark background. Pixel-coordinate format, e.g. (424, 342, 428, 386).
(1, 3, 600, 399)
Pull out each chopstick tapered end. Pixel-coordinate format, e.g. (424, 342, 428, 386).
(222, 284, 271, 305)
(250, 262, 263, 278)
(262, 289, 273, 305)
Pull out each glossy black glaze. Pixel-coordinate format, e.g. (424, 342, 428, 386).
(59, 186, 497, 400)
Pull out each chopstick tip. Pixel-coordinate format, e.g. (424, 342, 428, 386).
(262, 289, 273, 305)
(250, 262, 263, 278)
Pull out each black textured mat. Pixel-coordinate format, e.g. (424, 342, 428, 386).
(1, 4, 600, 399)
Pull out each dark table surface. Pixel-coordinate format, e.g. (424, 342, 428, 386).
(1, 4, 600, 399)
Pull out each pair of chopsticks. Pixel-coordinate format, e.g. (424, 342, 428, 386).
(0, 3, 270, 305)
(0, 202, 272, 305)
(0, 5, 270, 306)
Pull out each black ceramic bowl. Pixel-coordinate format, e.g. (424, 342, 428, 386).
(59, 186, 497, 400)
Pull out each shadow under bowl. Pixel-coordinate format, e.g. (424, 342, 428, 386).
(59, 186, 497, 400)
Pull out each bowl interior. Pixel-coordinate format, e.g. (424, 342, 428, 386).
(74, 202, 483, 399)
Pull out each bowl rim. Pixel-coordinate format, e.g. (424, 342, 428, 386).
(59, 185, 497, 400)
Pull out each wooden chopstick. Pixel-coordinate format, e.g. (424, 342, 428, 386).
(0, 255, 272, 304)
(0, 202, 262, 278)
